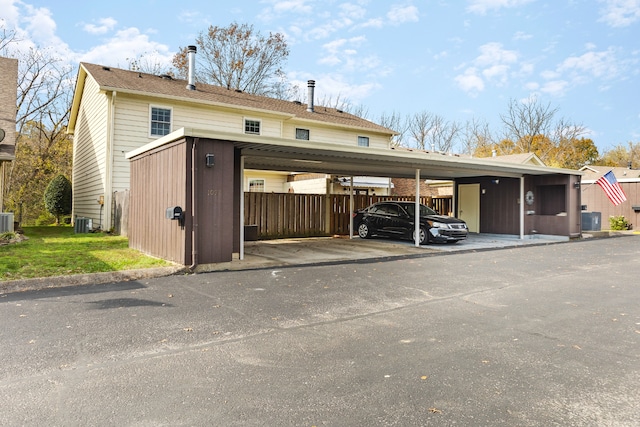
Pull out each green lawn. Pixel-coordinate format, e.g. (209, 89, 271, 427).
(0, 226, 172, 281)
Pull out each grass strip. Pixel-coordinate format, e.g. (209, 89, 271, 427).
(1, 226, 171, 281)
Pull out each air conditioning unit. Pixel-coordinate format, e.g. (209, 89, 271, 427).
(0, 213, 14, 233)
(74, 217, 92, 233)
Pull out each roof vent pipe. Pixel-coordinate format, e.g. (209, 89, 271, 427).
(307, 80, 315, 112)
(186, 45, 197, 91)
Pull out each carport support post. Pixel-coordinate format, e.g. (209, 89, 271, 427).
(240, 156, 245, 260)
(349, 176, 354, 239)
(415, 169, 420, 247)
(520, 176, 525, 240)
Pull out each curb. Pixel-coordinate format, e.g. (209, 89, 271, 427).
(0, 266, 186, 295)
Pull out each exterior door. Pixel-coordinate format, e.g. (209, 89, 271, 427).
(458, 184, 480, 233)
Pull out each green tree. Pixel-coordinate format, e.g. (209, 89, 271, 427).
(1, 25, 74, 224)
(172, 22, 291, 98)
(44, 174, 72, 224)
(598, 142, 640, 168)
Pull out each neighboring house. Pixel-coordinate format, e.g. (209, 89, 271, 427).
(243, 170, 393, 195)
(68, 62, 395, 232)
(0, 57, 18, 219)
(579, 165, 640, 229)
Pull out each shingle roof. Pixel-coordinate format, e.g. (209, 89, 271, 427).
(489, 153, 546, 166)
(78, 63, 395, 134)
(579, 165, 640, 181)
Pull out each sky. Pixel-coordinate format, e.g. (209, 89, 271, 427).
(1, 0, 639, 154)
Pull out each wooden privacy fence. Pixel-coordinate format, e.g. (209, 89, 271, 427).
(244, 193, 453, 239)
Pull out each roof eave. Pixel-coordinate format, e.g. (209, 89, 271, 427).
(67, 64, 89, 134)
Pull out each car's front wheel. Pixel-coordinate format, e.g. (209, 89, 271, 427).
(358, 222, 372, 239)
(413, 227, 428, 245)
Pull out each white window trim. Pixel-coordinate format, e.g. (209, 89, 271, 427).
(149, 105, 173, 138)
(358, 136, 370, 147)
(244, 117, 262, 135)
(247, 178, 266, 192)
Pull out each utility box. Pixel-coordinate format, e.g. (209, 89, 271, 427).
(581, 212, 601, 231)
(74, 217, 92, 233)
(244, 224, 258, 241)
(0, 213, 14, 233)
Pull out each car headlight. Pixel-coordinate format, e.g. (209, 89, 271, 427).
(430, 221, 450, 229)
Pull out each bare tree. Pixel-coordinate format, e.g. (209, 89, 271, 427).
(127, 52, 172, 76)
(408, 111, 460, 152)
(408, 111, 433, 150)
(1, 31, 75, 223)
(173, 22, 291, 98)
(461, 118, 495, 156)
(377, 111, 408, 147)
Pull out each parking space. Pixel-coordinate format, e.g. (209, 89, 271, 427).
(195, 233, 567, 272)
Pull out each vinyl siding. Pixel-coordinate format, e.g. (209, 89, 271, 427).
(71, 74, 109, 226)
(283, 122, 389, 148)
(75, 88, 393, 229)
(244, 170, 289, 193)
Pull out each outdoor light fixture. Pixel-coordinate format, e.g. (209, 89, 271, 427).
(205, 153, 214, 167)
(492, 179, 500, 184)
(574, 182, 580, 189)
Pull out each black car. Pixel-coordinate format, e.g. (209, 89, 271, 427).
(353, 201, 468, 245)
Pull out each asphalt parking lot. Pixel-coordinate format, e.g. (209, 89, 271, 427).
(1, 234, 638, 426)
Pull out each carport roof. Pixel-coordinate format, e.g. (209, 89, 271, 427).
(126, 127, 581, 180)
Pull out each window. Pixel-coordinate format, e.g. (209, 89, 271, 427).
(245, 119, 261, 135)
(248, 179, 265, 192)
(296, 128, 310, 140)
(358, 136, 370, 147)
(150, 106, 171, 137)
(538, 185, 566, 215)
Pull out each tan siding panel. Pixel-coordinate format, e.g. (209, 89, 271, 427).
(72, 75, 109, 225)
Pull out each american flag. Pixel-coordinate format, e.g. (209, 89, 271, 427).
(596, 171, 627, 206)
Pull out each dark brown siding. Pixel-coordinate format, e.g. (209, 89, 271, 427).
(525, 174, 581, 237)
(457, 174, 580, 237)
(192, 138, 235, 264)
(129, 140, 188, 264)
(457, 177, 520, 234)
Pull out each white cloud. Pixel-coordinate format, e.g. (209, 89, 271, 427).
(319, 36, 375, 71)
(387, 5, 420, 24)
(23, 4, 65, 48)
(83, 17, 117, 35)
(466, 0, 535, 15)
(513, 31, 532, 41)
(339, 3, 367, 21)
(558, 48, 620, 78)
(540, 80, 569, 96)
(454, 42, 519, 94)
(271, 0, 313, 14)
(598, 0, 640, 27)
(475, 42, 518, 66)
(482, 64, 510, 84)
(455, 68, 485, 95)
(79, 27, 173, 68)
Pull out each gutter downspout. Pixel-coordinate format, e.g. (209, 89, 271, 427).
(189, 138, 199, 270)
(240, 156, 245, 260)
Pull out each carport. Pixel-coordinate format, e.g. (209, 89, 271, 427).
(233, 130, 581, 256)
(127, 128, 581, 267)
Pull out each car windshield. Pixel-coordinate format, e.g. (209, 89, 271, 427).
(400, 203, 437, 217)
